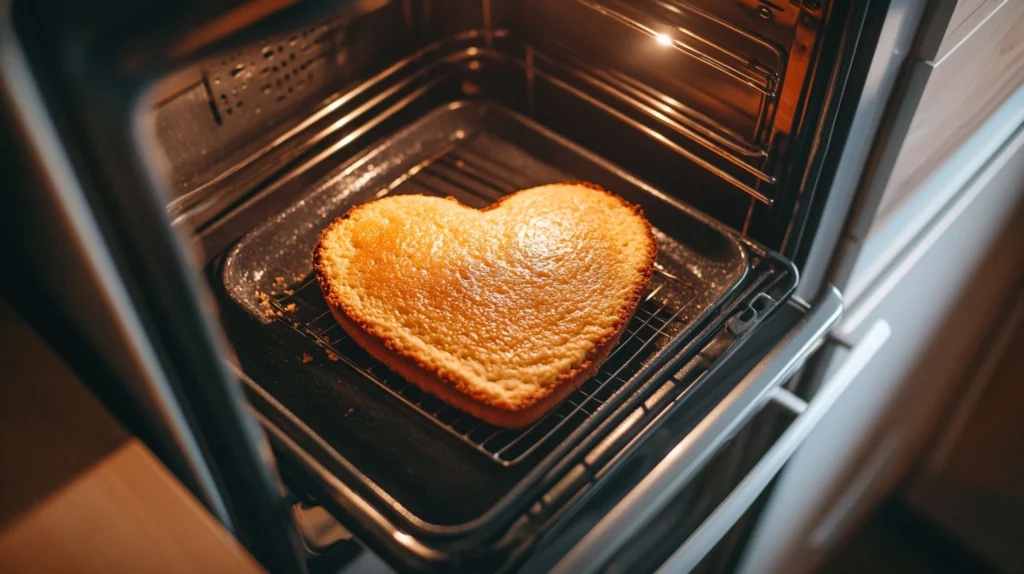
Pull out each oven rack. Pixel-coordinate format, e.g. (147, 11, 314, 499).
(518, 45, 777, 203)
(264, 134, 698, 466)
(220, 96, 770, 541)
(569, 0, 783, 96)
(168, 1, 791, 221)
(270, 264, 693, 466)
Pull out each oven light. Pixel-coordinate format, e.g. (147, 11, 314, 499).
(654, 33, 672, 46)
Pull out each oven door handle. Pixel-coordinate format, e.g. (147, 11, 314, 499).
(656, 318, 891, 573)
(551, 286, 846, 573)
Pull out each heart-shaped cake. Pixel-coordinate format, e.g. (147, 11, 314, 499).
(314, 183, 656, 428)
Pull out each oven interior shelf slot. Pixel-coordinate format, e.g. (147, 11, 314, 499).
(160, 0, 808, 230)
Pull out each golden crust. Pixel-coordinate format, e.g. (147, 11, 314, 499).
(313, 182, 657, 428)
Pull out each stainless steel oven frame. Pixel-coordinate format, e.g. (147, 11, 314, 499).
(0, 0, 954, 571)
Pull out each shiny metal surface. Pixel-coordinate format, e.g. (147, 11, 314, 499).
(218, 100, 795, 555)
(796, 0, 945, 300)
(570, 0, 780, 96)
(259, 263, 695, 465)
(157, 0, 832, 226)
(552, 286, 844, 574)
(663, 319, 890, 573)
(4, 0, 886, 570)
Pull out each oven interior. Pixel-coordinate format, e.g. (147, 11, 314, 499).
(17, 0, 853, 570)
(159, 0, 836, 252)
(217, 96, 796, 532)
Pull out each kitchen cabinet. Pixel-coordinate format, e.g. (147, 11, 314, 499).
(0, 299, 264, 574)
(902, 289, 1024, 573)
(738, 107, 1024, 574)
(873, 0, 1024, 222)
(934, 0, 1005, 62)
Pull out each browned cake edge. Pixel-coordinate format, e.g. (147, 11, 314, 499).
(313, 182, 657, 429)
(326, 305, 629, 428)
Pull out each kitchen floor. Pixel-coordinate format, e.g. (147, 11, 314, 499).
(816, 497, 999, 574)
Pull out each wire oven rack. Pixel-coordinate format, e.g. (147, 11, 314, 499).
(268, 266, 693, 467)
(166, 0, 799, 224)
(262, 137, 698, 466)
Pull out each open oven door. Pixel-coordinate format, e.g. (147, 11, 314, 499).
(522, 287, 890, 573)
(233, 282, 860, 573)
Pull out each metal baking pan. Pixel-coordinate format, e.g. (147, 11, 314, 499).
(217, 100, 773, 545)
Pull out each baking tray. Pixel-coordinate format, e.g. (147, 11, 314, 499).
(219, 100, 750, 535)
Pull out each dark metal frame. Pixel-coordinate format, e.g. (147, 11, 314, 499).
(0, 0, 891, 571)
(214, 96, 800, 569)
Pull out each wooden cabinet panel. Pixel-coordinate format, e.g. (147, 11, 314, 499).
(874, 0, 1024, 221)
(0, 300, 264, 574)
(0, 442, 266, 574)
(935, 0, 1006, 62)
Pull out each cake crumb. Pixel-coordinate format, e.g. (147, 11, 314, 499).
(285, 303, 297, 313)
(326, 351, 339, 362)
(256, 290, 275, 316)
(274, 276, 285, 285)
(302, 353, 313, 364)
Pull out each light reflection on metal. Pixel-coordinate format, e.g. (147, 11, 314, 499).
(572, 0, 778, 97)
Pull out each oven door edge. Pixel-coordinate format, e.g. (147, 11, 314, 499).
(538, 286, 848, 573)
(662, 318, 890, 573)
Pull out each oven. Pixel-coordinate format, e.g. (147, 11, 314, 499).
(0, 0, 930, 571)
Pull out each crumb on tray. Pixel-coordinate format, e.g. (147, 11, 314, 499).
(302, 353, 313, 364)
(285, 303, 296, 313)
(326, 351, 339, 362)
(256, 290, 277, 317)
